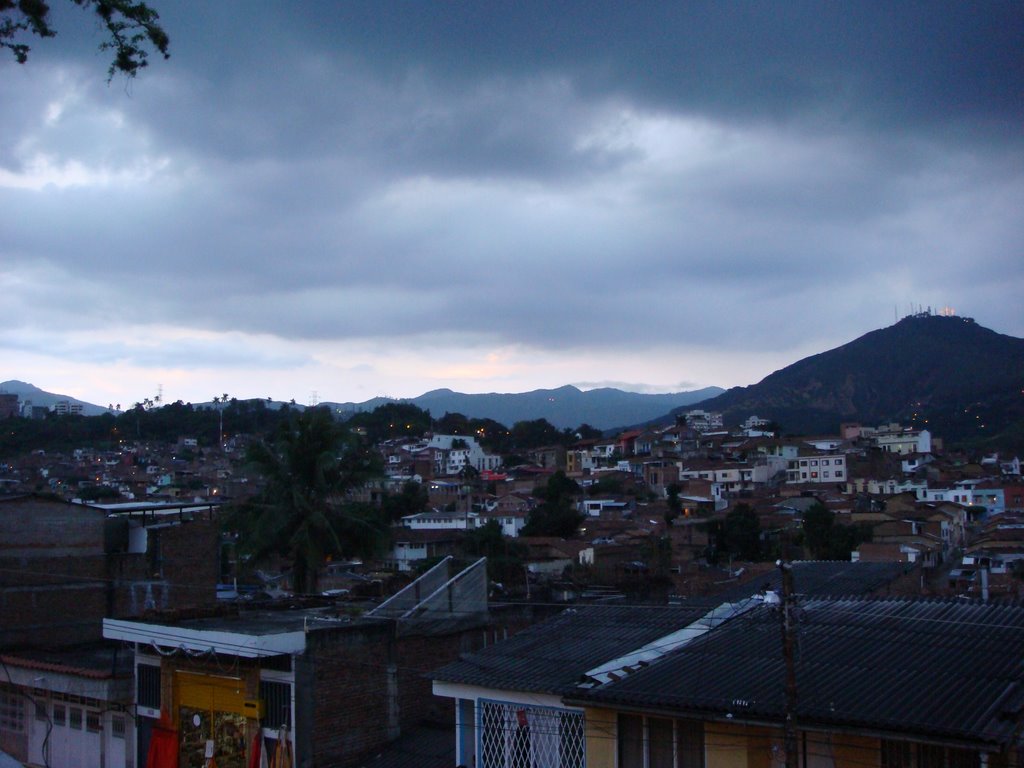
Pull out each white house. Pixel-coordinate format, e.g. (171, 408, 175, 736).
(427, 434, 503, 475)
(786, 454, 847, 484)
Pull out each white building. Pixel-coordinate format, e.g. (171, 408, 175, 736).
(873, 428, 932, 455)
(427, 434, 503, 475)
(401, 509, 482, 530)
(786, 454, 847, 484)
(682, 410, 724, 432)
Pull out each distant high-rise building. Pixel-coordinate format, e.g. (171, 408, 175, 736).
(0, 393, 18, 418)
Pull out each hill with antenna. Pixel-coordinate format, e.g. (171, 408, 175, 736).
(669, 314, 1024, 449)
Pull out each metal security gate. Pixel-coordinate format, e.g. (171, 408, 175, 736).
(478, 700, 585, 768)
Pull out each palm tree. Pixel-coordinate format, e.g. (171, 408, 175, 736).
(227, 408, 385, 594)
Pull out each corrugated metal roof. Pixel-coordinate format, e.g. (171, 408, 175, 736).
(432, 602, 721, 696)
(708, 560, 911, 603)
(575, 598, 1024, 747)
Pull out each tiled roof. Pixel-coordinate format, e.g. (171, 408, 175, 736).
(573, 598, 1024, 747)
(1, 643, 133, 680)
(432, 603, 719, 696)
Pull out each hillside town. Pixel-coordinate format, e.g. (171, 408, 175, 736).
(4, 0, 1022, 764)
(2, 392, 1024, 768)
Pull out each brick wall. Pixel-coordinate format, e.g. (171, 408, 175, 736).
(306, 621, 394, 764)
(0, 497, 111, 647)
(0, 497, 221, 649)
(108, 517, 220, 617)
(304, 606, 542, 767)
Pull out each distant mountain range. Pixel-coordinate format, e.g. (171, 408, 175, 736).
(670, 314, 1024, 448)
(6, 314, 1022, 448)
(0, 379, 723, 431)
(323, 386, 725, 430)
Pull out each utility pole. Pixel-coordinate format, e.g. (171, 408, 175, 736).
(778, 560, 799, 768)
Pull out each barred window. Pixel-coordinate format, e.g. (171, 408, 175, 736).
(478, 700, 584, 768)
(260, 680, 292, 729)
(69, 707, 82, 730)
(53, 704, 66, 727)
(86, 710, 102, 733)
(0, 689, 25, 733)
(137, 663, 161, 710)
(111, 715, 126, 739)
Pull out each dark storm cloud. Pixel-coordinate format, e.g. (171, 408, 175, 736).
(286, 2, 1024, 137)
(2, 1, 1022, 403)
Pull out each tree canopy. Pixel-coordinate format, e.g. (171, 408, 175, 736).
(225, 408, 385, 594)
(1, 0, 169, 78)
(521, 470, 584, 538)
(801, 502, 872, 560)
(722, 503, 762, 561)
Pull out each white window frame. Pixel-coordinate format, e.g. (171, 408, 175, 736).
(0, 688, 25, 733)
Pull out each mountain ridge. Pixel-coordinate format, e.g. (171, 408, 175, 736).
(6, 314, 1021, 445)
(0, 380, 724, 431)
(323, 385, 725, 430)
(668, 314, 1024, 448)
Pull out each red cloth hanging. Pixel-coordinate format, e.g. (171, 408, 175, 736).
(248, 730, 262, 768)
(146, 726, 178, 768)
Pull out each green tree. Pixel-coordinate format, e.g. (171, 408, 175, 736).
(665, 483, 683, 525)
(521, 470, 583, 537)
(435, 411, 470, 435)
(380, 480, 429, 524)
(590, 474, 624, 497)
(802, 502, 871, 560)
(802, 502, 836, 559)
(225, 408, 385, 594)
(572, 423, 603, 441)
(463, 519, 528, 584)
(722, 503, 762, 561)
(511, 418, 563, 450)
(2, 0, 170, 78)
(345, 402, 432, 443)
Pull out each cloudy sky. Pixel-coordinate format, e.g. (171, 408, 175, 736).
(2, 2, 1022, 408)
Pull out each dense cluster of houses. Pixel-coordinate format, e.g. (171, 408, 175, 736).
(373, 417, 1023, 597)
(2, 406, 1023, 767)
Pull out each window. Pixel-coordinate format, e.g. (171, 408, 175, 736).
(618, 714, 704, 768)
(138, 663, 162, 710)
(35, 700, 47, 721)
(260, 680, 292, 729)
(87, 710, 102, 733)
(53, 704, 65, 726)
(882, 740, 911, 767)
(882, 740, 982, 768)
(111, 715, 126, 739)
(478, 700, 584, 768)
(0, 689, 25, 732)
